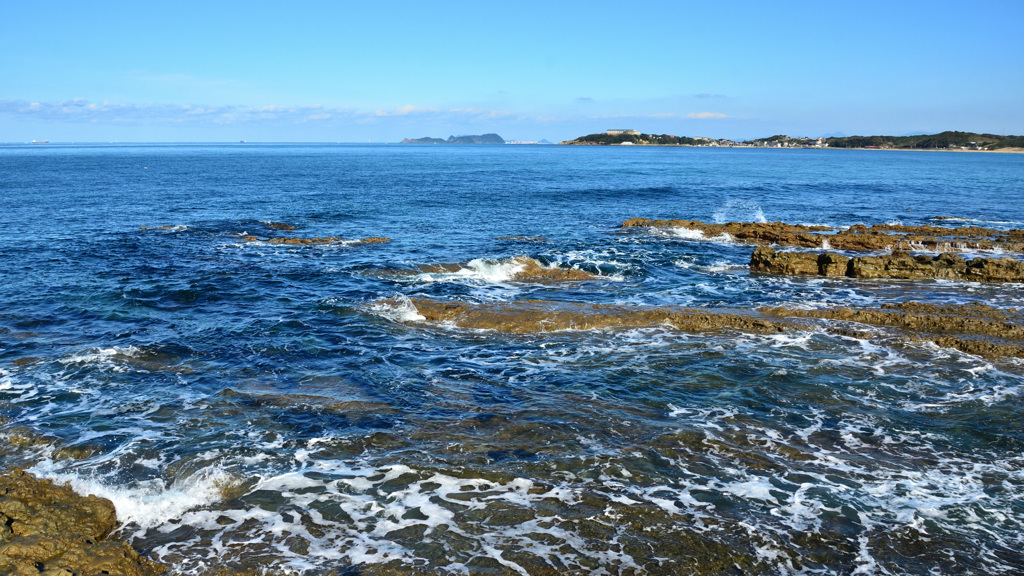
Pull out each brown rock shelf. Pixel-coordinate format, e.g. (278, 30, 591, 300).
(750, 246, 1024, 282)
(0, 469, 165, 576)
(623, 218, 1024, 253)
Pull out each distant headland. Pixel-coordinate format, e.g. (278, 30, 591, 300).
(561, 129, 1024, 152)
(401, 133, 505, 144)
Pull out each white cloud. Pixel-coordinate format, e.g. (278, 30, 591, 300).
(687, 112, 728, 119)
(374, 105, 438, 116)
(0, 98, 524, 129)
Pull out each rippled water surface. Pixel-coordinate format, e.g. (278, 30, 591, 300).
(2, 143, 1024, 575)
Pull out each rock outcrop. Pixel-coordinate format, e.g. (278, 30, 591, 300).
(751, 247, 1024, 282)
(0, 469, 165, 576)
(750, 247, 821, 276)
(263, 222, 296, 231)
(393, 298, 784, 335)
(623, 218, 1024, 253)
(382, 298, 1024, 359)
(373, 257, 599, 283)
(509, 257, 596, 282)
(760, 302, 1024, 359)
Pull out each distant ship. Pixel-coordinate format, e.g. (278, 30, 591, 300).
(240, 140, 247, 143)
(31, 140, 49, 144)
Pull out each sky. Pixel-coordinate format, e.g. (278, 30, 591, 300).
(1, 1, 1022, 142)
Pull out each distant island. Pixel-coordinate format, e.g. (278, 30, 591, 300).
(401, 133, 505, 144)
(561, 129, 1024, 152)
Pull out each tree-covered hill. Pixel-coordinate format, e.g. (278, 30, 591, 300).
(824, 131, 1024, 150)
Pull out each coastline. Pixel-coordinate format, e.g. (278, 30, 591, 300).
(810, 146, 1024, 154)
(561, 142, 1024, 153)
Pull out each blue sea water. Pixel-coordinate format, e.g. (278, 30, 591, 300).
(1, 143, 1024, 574)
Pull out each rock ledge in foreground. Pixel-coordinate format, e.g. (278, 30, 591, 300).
(0, 469, 165, 576)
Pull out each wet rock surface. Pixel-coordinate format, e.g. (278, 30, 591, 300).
(751, 247, 1024, 282)
(0, 469, 165, 576)
(400, 298, 784, 334)
(760, 302, 1024, 359)
(391, 298, 1024, 359)
(624, 218, 1024, 253)
(509, 256, 596, 282)
(374, 257, 600, 283)
(750, 247, 821, 276)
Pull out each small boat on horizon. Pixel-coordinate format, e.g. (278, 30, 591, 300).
(31, 140, 49, 144)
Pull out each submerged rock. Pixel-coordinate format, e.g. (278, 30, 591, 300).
(0, 469, 165, 576)
(263, 221, 295, 231)
(242, 235, 390, 245)
(751, 247, 1024, 282)
(495, 236, 547, 242)
(396, 298, 783, 334)
(624, 217, 1024, 253)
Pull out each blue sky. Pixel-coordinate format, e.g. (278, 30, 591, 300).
(2, 1, 1022, 142)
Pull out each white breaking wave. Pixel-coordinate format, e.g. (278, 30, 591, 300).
(369, 294, 425, 322)
(458, 257, 527, 282)
(712, 200, 768, 224)
(666, 227, 736, 244)
(29, 459, 235, 531)
(61, 346, 142, 365)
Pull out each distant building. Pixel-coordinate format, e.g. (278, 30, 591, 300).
(606, 129, 639, 136)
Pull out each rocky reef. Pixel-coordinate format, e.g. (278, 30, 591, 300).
(0, 469, 165, 576)
(385, 298, 1024, 360)
(374, 256, 599, 283)
(395, 298, 784, 334)
(751, 246, 1024, 282)
(507, 257, 596, 282)
(623, 218, 1024, 253)
(760, 302, 1024, 359)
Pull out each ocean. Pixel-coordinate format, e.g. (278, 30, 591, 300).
(1, 143, 1023, 575)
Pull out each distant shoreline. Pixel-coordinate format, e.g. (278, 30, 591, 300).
(562, 143, 1024, 154)
(844, 146, 1024, 154)
(561, 130, 1024, 152)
